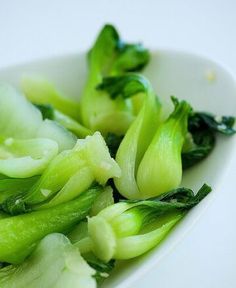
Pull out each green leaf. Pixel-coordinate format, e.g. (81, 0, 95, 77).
(182, 111, 235, 169)
(3, 132, 120, 213)
(35, 104, 92, 138)
(0, 233, 96, 288)
(0, 187, 101, 263)
(22, 76, 80, 120)
(0, 137, 58, 178)
(80, 24, 150, 135)
(83, 184, 211, 261)
(105, 133, 124, 158)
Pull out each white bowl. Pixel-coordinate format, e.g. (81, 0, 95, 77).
(0, 50, 235, 288)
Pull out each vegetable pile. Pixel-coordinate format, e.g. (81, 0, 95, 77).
(0, 24, 235, 287)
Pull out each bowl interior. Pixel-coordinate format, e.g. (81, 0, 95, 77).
(0, 50, 235, 288)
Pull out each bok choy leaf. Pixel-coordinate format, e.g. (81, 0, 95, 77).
(80, 24, 150, 135)
(75, 184, 211, 262)
(0, 187, 102, 263)
(0, 233, 96, 288)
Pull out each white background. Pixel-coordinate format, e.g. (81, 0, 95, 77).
(0, 1, 236, 287)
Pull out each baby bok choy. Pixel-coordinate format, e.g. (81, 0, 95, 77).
(136, 97, 192, 198)
(97, 74, 161, 199)
(3, 132, 120, 214)
(80, 24, 150, 135)
(0, 84, 76, 152)
(74, 184, 211, 262)
(0, 233, 96, 288)
(35, 103, 92, 138)
(0, 187, 102, 264)
(0, 137, 58, 178)
(0, 176, 39, 205)
(22, 76, 80, 120)
(182, 111, 236, 168)
(114, 94, 191, 199)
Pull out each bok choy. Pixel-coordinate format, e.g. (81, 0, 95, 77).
(0, 137, 58, 178)
(3, 132, 120, 213)
(0, 84, 76, 152)
(0, 233, 96, 288)
(80, 24, 150, 135)
(74, 184, 211, 262)
(0, 187, 102, 263)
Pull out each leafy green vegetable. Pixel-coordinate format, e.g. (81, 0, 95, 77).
(0, 176, 39, 204)
(85, 254, 115, 283)
(0, 187, 101, 263)
(75, 184, 211, 262)
(36, 119, 76, 152)
(22, 76, 80, 120)
(0, 84, 42, 139)
(3, 132, 120, 213)
(35, 104, 92, 138)
(105, 133, 123, 158)
(0, 137, 58, 178)
(0, 84, 77, 152)
(97, 74, 160, 200)
(136, 97, 191, 198)
(80, 24, 150, 135)
(0, 233, 96, 288)
(182, 112, 236, 168)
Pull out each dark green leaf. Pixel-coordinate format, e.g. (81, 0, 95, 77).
(34, 104, 54, 120)
(182, 111, 235, 169)
(96, 74, 149, 99)
(85, 253, 115, 282)
(89, 24, 150, 75)
(190, 112, 235, 135)
(124, 184, 212, 217)
(105, 133, 123, 158)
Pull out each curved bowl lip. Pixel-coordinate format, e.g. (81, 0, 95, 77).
(0, 48, 236, 288)
(0, 47, 235, 84)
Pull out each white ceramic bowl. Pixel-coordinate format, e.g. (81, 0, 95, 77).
(0, 50, 235, 288)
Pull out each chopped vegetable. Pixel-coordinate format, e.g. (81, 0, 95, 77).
(136, 97, 191, 198)
(36, 104, 92, 138)
(22, 76, 80, 120)
(0, 137, 58, 178)
(0, 84, 42, 139)
(0, 176, 39, 205)
(80, 24, 150, 134)
(0, 233, 96, 288)
(75, 184, 211, 262)
(37, 119, 76, 152)
(99, 74, 161, 200)
(0, 187, 102, 263)
(4, 132, 120, 213)
(0, 84, 77, 152)
(0, 24, 234, 287)
(182, 112, 236, 168)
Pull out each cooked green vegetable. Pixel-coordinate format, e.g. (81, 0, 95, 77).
(22, 76, 81, 120)
(136, 97, 191, 198)
(182, 112, 236, 168)
(36, 119, 76, 152)
(0, 176, 39, 204)
(0, 233, 96, 288)
(75, 184, 211, 262)
(98, 74, 161, 200)
(80, 24, 150, 135)
(4, 132, 120, 213)
(0, 137, 58, 178)
(35, 104, 92, 138)
(0, 84, 76, 152)
(105, 133, 123, 158)
(0, 84, 42, 139)
(0, 187, 101, 263)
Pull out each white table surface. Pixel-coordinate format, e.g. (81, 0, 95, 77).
(0, 1, 236, 287)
